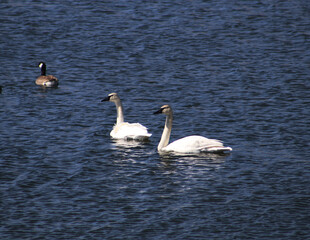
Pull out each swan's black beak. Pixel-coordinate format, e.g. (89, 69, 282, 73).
(101, 96, 111, 102)
(153, 109, 163, 114)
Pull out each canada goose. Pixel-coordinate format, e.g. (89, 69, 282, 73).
(36, 62, 58, 87)
(101, 93, 152, 140)
(154, 105, 232, 154)
(0, 86, 2, 94)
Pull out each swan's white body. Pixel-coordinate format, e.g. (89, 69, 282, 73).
(110, 122, 151, 140)
(154, 105, 232, 154)
(102, 93, 152, 140)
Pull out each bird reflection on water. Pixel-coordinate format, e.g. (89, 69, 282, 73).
(111, 138, 150, 149)
(159, 151, 229, 169)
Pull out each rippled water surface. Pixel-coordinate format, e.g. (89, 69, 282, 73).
(1, 1, 310, 239)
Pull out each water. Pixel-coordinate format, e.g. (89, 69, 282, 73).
(1, 0, 310, 239)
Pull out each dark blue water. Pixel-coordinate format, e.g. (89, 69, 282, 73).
(1, 0, 310, 239)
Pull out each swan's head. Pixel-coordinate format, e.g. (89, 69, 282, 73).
(101, 92, 120, 102)
(153, 105, 172, 115)
(38, 62, 46, 69)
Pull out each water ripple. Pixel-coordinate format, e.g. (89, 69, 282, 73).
(1, 0, 310, 239)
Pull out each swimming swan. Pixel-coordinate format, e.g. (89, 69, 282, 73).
(36, 62, 59, 87)
(101, 93, 152, 140)
(153, 105, 232, 154)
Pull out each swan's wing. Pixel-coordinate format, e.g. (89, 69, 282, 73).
(202, 146, 233, 153)
(111, 122, 152, 140)
(193, 136, 232, 153)
(163, 135, 231, 153)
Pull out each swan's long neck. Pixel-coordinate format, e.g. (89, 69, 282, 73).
(158, 112, 173, 151)
(114, 99, 124, 124)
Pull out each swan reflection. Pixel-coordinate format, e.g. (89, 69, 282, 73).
(111, 139, 149, 149)
(158, 151, 230, 175)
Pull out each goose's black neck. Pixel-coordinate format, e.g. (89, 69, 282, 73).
(40, 64, 46, 76)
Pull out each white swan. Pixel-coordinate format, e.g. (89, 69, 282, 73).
(153, 105, 232, 154)
(102, 93, 152, 140)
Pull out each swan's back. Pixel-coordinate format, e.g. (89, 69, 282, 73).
(111, 122, 152, 140)
(162, 135, 232, 153)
